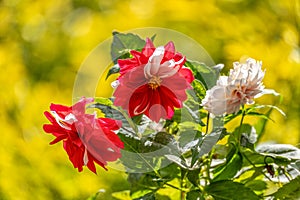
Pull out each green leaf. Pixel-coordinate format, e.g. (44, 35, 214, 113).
(183, 89, 205, 126)
(224, 110, 242, 124)
(256, 144, 300, 161)
(253, 104, 286, 117)
(165, 154, 189, 169)
(241, 148, 291, 167)
(94, 97, 113, 106)
(205, 180, 261, 200)
(105, 64, 120, 80)
(118, 136, 160, 172)
(187, 168, 201, 186)
(185, 60, 220, 89)
(271, 176, 300, 199)
(118, 131, 178, 172)
(111, 190, 132, 200)
(127, 171, 173, 197)
(245, 180, 267, 192)
(133, 192, 155, 200)
(186, 190, 202, 200)
(90, 101, 139, 135)
(198, 129, 224, 157)
(254, 108, 273, 142)
(178, 129, 202, 152)
(232, 124, 257, 149)
(191, 79, 207, 100)
(86, 191, 101, 200)
(188, 129, 224, 168)
(213, 146, 243, 181)
(131, 190, 154, 200)
(111, 31, 146, 64)
(150, 34, 156, 42)
(158, 163, 180, 180)
(178, 121, 201, 133)
(246, 111, 274, 122)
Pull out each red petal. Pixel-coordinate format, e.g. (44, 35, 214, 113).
(82, 129, 122, 163)
(141, 38, 155, 58)
(163, 41, 175, 61)
(148, 90, 164, 122)
(43, 111, 56, 124)
(50, 103, 70, 117)
(128, 85, 151, 117)
(118, 58, 138, 76)
(178, 68, 194, 83)
(72, 97, 93, 115)
(86, 155, 98, 174)
(43, 124, 66, 135)
(103, 129, 124, 149)
(130, 50, 145, 65)
(173, 53, 186, 67)
(49, 135, 67, 145)
(97, 118, 122, 131)
(63, 140, 84, 172)
(162, 74, 189, 91)
(160, 86, 182, 108)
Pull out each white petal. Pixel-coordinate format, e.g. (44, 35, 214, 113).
(51, 111, 73, 130)
(111, 80, 120, 89)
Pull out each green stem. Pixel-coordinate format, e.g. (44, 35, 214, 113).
(237, 106, 246, 144)
(180, 170, 188, 200)
(165, 183, 182, 191)
(205, 150, 214, 184)
(206, 113, 210, 134)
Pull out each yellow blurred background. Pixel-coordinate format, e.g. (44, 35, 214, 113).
(0, 0, 299, 199)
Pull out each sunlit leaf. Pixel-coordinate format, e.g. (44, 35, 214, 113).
(111, 31, 146, 64)
(271, 176, 300, 199)
(213, 146, 243, 181)
(205, 180, 261, 200)
(187, 168, 201, 186)
(186, 190, 202, 200)
(119, 131, 178, 173)
(253, 104, 286, 117)
(256, 144, 300, 161)
(131, 190, 154, 200)
(111, 190, 131, 200)
(165, 154, 189, 169)
(244, 180, 267, 192)
(255, 108, 273, 142)
(90, 101, 139, 134)
(198, 129, 224, 157)
(241, 148, 292, 167)
(185, 60, 219, 89)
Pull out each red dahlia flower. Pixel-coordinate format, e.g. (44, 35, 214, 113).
(43, 98, 124, 173)
(113, 38, 194, 122)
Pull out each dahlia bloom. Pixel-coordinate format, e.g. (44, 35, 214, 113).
(228, 58, 265, 104)
(43, 98, 124, 173)
(201, 58, 266, 116)
(113, 38, 194, 122)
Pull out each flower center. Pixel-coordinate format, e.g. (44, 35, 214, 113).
(148, 76, 162, 90)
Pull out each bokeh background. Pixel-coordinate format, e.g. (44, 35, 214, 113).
(0, 0, 299, 199)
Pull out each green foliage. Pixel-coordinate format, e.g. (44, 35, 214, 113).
(270, 176, 300, 199)
(213, 145, 243, 181)
(111, 32, 146, 64)
(205, 180, 261, 200)
(185, 60, 220, 90)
